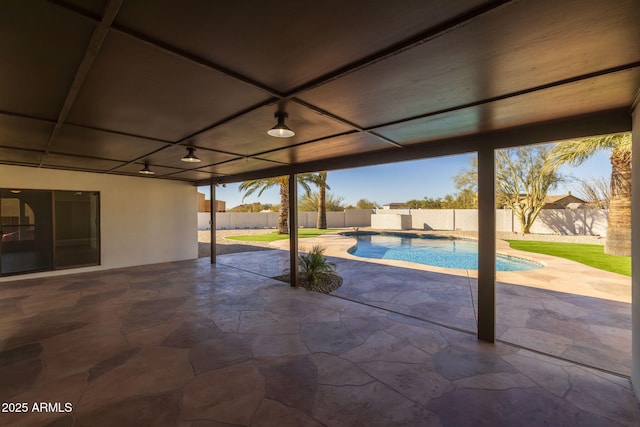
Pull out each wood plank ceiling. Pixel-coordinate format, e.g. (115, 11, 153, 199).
(1, 0, 639, 185)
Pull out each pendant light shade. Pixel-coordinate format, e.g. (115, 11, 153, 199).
(181, 146, 201, 163)
(139, 162, 155, 175)
(267, 112, 295, 138)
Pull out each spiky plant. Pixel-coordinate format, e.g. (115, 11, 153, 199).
(297, 245, 341, 293)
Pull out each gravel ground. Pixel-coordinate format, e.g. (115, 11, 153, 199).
(198, 228, 606, 258)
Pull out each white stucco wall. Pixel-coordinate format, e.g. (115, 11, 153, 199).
(1, 165, 197, 281)
(201, 208, 607, 235)
(373, 208, 607, 235)
(409, 209, 455, 230)
(344, 209, 373, 227)
(522, 209, 608, 236)
(371, 213, 412, 230)
(200, 209, 373, 230)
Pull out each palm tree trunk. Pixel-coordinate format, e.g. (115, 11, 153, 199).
(278, 179, 289, 234)
(317, 184, 327, 229)
(605, 148, 631, 255)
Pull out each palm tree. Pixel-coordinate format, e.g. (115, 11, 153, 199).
(239, 177, 289, 234)
(549, 133, 631, 256)
(239, 176, 311, 234)
(301, 171, 330, 229)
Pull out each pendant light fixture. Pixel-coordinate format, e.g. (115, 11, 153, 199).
(181, 146, 201, 163)
(139, 162, 155, 175)
(267, 112, 295, 138)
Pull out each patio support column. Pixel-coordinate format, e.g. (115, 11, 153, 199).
(210, 181, 216, 264)
(289, 174, 299, 287)
(631, 97, 639, 399)
(477, 147, 496, 342)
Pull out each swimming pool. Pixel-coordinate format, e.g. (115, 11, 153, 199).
(345, 232, 542, 271)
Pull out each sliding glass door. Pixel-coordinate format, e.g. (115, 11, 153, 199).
(0, 189, 100, 276)
(54, 191, 100, 268)
(0, 189, 53, 275)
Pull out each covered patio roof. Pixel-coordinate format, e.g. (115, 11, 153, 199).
(1, 0, 639, 183)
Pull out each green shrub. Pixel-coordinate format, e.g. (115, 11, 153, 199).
(291, 246, 342, 293)
(276, 246, 343, 293)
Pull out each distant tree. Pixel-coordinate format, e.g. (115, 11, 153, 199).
(576, 176, 609, 209)
(422, 198, 444, 209)
(406, 199, 426, 209)
(453, 145, 564, 233)
(355, 199, 378, 209)
(406, 189, 476, 210)
(299, 191, 345, 212)
(442, 194, 455, 207)
(452, 188, 478, 209)
(454, 157, 478, 193)
(239, 176, 311, 234)
(449, 158, 479, 209)
(549, 133, 631, 255)
(228, 202, 272, 212)
(496, 146, 564, 234)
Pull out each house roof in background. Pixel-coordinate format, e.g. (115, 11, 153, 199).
(545, 194, 586, 204)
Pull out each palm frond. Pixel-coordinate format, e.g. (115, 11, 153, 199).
(549, 133, 631, 168)
(238, 177, 282, 201)
(298, 172, 330, 195)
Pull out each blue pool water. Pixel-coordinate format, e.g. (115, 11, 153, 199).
(346, 233, 542, 271)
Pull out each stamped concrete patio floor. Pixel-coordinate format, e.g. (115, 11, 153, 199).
(267, 233, 632, 377)
(2, 257, 638, 426)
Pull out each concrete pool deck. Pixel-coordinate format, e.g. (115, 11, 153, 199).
(269, 231, 631, 303)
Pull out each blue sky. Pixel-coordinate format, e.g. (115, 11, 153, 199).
(200, 144, 611, 209)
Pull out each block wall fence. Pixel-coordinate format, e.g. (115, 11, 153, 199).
(198, 208, 608, 236)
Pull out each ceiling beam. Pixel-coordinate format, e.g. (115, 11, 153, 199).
(199, 108, 631, 186)
(48, 0, 516, 160)
(40, 0, 124, 166)
(291, 99, 403, 148)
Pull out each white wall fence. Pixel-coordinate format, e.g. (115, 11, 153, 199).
(198, 209, 373, 230)
(199, 208, 608, 236)
(378, 208, 608, 235)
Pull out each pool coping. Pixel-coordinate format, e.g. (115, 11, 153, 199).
(339, 230, 546, 270)
(269, 229, 631, 303)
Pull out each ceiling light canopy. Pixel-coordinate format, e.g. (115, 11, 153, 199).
(267, 112, 295, 138)
(139, 162, 155, 175)
(181, 146, 201, 163)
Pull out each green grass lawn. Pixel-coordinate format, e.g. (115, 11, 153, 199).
(505, 240, 631, 276)
(226, 228, 337, 242)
